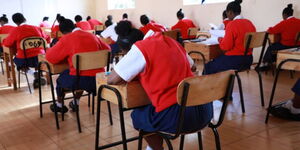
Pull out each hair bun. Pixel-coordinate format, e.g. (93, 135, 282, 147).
(235, 0, 242, 4)
(287, 4, 293, 9)
(2, 14, 6, 17)
(179, 9, 182, 12)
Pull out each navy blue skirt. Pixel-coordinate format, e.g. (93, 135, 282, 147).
(203, 55, 253, 75)
(131, 103, 213, 134)
(56, 70, 96, 97)
(292, 79, 300, 96)
(14, 56, 39, 69)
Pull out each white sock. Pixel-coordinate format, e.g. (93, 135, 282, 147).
(282, 100, 300, 114)
(146, 146, 153, 150)
(56, 102, 62, 108)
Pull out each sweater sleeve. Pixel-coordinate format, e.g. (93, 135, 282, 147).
(219, 24, 234, 51)
(2, 28, 17, 47)
(45, 37, 69, 64)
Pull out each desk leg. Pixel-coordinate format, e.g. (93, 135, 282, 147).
(9, 53, 17, 90)
(3, 53, 11, 86)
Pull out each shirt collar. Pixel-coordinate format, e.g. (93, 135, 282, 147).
(287, 16, 294, 20)
(73, 27, 81, 32)
(143, 30, 155, 40)
(233, 15, 243, 20)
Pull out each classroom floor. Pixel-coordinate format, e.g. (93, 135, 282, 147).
(0, 67, 299, 150)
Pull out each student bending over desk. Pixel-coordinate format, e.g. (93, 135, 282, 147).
(0, 14, 15, 53)
(45, 18, 110, 113)
(263, 4, 300, 66)
(270, 79, 300, 121)
(139, 14, 167, 35)
(3, 13, 49, 87)
(74, 15, 92, 31)
(203, 0, 256, 75)
(107, 26, 212, 150)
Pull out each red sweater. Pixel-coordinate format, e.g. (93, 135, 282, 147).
(135, 32, 193, 112)
(219, 19, 256, 56)
(51, 25, 60, 39)
(76, 21, 92, 30)
(171, 19, 196, 39)
(268, 17, 300, 46)
(223, 19, 231, 30)
(3, 24, 48, 58)
(46, 30, 110, 76)
(0, 25, 15, 47)
(139, 22, 167, 35)
(88, 19, 103, 30)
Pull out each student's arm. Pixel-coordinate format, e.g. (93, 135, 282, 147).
(171, 21, 181, 30)
(45, 37, 69, 64)
(219, 24, 234, 51)
(107, 45, 146, 85)
(267, 21, 284, 34)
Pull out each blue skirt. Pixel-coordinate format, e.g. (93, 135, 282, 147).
(131, 103, 213, 134)
(203, 55, 253, 75)
(56, 70, 96, 97)
(14, 56, 39, 69)
(292, 79, 300, 96)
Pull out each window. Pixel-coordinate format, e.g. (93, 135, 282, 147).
(183, 0, 232, 5)
(108, 0, 135, 10)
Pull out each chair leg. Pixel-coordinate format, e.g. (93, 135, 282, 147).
(61, 95, 65, 121)
(197, 132, 203, 150)
(211, 127, 221, 150)
(107, 101, 113, 125)
(18, 71, 20, 88)
(1, 60, 4, 75)
(235, 72, 245, 113)
(163, 137, 173, 150)
(24, 72, 32, 94)
(52, 97, 60, 130)
(88, 93, 91, 107)
(138, 131, 144, 150)
(179, 135, 185, 150)
(118, 103, 127, 150)
(74, 98, 82, 133)
(38, 69, 43, 118)
(92, 95, 95, 115)
(257, 71, 265, 107)
(95, 97, 102, 150)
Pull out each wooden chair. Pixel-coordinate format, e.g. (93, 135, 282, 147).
(60, 50, 112, 133)
(0, 34, 8, 75)
(163, 30, 180, 41)
(187, 27, 198, 39)
(137, 70, 235, 150)
(19, 37, 47, 93)
(196, 32, 211, 39)
(95, 25, 105, 33)
(234, 32, 269, 113)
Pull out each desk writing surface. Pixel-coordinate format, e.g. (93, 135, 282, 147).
(38, 54, 69, 74)
(96, 72, 151, 109)
(277, 48, 300, 71)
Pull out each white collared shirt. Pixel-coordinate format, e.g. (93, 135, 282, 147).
(233, 15, 243, 20)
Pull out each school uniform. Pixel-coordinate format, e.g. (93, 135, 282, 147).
(223, 18, 231, 30)
(204, 15, 256, 75)
(39, 21, 51, 28)
(263, 16, 300, 63)
(88, 19, 103, 30)
(100, 23, 120, 59)
(0, 25, 15, 52)
(114, 32, 213, 133)
(292, 79, 300, 96)
(76, 21, 92, 30)
(139, 22, 167, 35)
(3, 24, 48, 68)
(171, 18, 196, 39)
(46, 29, 110, 97)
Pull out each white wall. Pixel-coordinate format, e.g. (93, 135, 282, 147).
(0, 0, 96, 26)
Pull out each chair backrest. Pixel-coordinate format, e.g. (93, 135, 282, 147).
(72, 50, 110, 71)
(0, 34, 8, 43)
(163, 30, 180, 41)
(295, 32, 300, 46)
(95, 25, 105, 31)
(86, 30, 96, 34)
(20, 37, 47, 50)
(196, 31, 211, 39)
(244, 32, 268, 57)
(188, 27, 198, 37)
(177, 70, 235, 107)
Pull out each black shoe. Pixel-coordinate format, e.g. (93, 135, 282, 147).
(269, 102, 300, 121)
(69, 101, 79, 112)
(50, 104, 68, 113)
(256, 65, 271, 72)
(33, 78, 46, 89)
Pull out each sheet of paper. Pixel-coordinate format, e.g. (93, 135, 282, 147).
(209, 29, 225, 38)
(209, 23, 218, 30)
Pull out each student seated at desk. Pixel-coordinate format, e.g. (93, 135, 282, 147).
(203, 0, 256, 75)
(86, 16, 103, 30)
(270, 79, 300, 121)
(107, 28, 212, 150)
(139, 14, 167, 35)
(74, 15, 92, 31)
(171, 9, 197, 40)
(3, 13, 49, 87)
(39, 16, 50, 28)
(104, 15, 113, 28)
(263, 4, 300, 66)
(212, 10, 231, 30)
(51, 15, 65, 46)
(45, 18, 110, 113)
(0, 14, 15, 53)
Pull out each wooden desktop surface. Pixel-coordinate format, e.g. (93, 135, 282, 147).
(277, 48, 300, 71)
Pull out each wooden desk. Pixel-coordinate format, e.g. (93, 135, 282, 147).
(276, 48, 300, 71)
(3, 46, 17, 90)
(268, 34, 280, 44)
(96, 72, 150, 108)
(38, 54, 69, 74)
(184, 42, 223, 60)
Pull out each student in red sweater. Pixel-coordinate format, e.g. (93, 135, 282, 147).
(86, 16, 103, 30)
(108, 23, 212, 150)
(204, 0, 256, 75)
(39, 17, 50, 28)
(171, 9, 197, 40)
(263, 4, 300, 65)
(45, 18, 110, 113)
(3, 13, 49, 87)
(139, 15, 167, 35)
(0, 14, 15, 53)
(50, 15, 65, 47)
(74, 15, 92, 31)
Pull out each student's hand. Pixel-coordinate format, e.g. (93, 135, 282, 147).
(107, 70, 126, 85)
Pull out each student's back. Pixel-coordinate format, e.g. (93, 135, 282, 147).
(172, 18, 196, 39)
(140, 22, 166, 35)
(76, 21, 92, 30)
(88, 19, 102, 29)
(0, 25, 15, 34)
